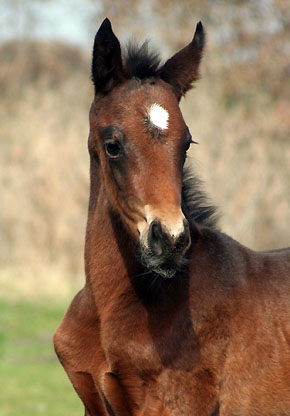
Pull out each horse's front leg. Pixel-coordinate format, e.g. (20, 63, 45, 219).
(54, 288, 107, 415)
(65, 369, 106, 415)
(54, 331, 107, 415)
(99, 372, 132, 415)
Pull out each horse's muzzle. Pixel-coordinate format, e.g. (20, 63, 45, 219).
(140, 219, 191, 278)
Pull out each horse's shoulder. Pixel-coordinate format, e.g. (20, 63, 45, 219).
(53, 286, 100, 360)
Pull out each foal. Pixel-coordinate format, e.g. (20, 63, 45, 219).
(54, 19, 290, 415)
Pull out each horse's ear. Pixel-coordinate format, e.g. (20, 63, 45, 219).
(92, 18, 124, 94)
(160, 22, 205, 101)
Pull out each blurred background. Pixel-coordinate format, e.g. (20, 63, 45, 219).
(0, 0, 289, 414)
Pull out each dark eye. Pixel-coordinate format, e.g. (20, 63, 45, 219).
(105, 141, 121, 158)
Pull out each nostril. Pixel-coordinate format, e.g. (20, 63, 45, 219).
(151, 221, 163, 241)
(148, 220, 164, 256)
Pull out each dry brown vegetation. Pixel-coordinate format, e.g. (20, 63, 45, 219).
(1, 1, 289, 298)
(0, 41, 91, 297)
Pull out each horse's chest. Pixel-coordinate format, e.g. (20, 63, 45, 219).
(106, 337, 214, 415)
(102, 299, 200, 374)
(100, 305, 220, 415)
(102, 309, 166, 374)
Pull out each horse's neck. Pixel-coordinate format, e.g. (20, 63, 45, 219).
(85, 174, 135, 309)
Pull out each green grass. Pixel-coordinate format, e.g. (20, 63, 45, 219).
(0, 298, 83, 415)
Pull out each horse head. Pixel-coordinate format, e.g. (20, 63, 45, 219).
(88, 18, 205, 278)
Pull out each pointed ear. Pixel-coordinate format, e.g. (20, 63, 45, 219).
(160, 22, 205, 101)
(92, 18, 124, 94)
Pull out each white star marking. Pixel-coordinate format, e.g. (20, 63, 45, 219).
(148, 103, 169, 130)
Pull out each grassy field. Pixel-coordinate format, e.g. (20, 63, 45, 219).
(0, 297, 83, 415)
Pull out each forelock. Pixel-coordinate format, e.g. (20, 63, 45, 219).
(123, 41, 162, 80)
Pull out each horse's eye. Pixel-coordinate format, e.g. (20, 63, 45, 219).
(105, 141, 121, 158)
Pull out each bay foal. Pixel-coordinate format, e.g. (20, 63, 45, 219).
(54, 19, 290, 415)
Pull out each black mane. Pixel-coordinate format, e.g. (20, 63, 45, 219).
(123, 41, 162, 79)
(182, 166, 218, 228)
